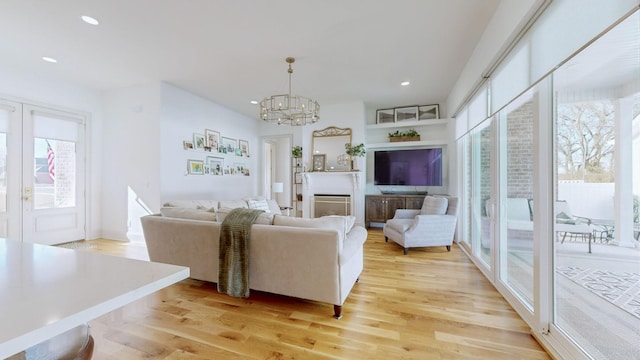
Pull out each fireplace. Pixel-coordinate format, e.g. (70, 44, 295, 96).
(301, 172, 364, 224)
(314, 194, 351, 217)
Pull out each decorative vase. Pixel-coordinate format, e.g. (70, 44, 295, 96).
(350, 157, 360, 171)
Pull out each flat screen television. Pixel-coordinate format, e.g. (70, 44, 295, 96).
(374, 148, 443, 186)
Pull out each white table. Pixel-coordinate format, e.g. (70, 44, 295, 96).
(0, 239, 189, 358)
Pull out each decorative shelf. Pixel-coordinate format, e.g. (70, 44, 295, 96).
(366, 140, 447, 149)
(365, 119, 448, 130)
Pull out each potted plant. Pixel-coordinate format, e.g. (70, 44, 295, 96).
(345, 143, 366, 170)
(388, 129, 420, 142)
(291, 145, 302, 158)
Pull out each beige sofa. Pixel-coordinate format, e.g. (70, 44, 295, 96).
(140, 199, 367, 318)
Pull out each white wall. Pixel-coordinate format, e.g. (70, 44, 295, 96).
(102, 83, 162, 241)
(0, 67, 104, 240)
(160, 83, 259, 202)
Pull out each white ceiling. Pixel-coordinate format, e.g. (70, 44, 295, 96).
(0, 0, 502, 119)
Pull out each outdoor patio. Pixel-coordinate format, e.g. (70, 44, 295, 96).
(506, 238, 640, 360)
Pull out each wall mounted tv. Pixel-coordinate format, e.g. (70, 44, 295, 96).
(374, 148, 443, 186)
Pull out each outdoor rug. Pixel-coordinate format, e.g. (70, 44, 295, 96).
(556, 266, 640, 319)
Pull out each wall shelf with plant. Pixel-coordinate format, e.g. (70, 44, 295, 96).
(388, 129, 420, 142)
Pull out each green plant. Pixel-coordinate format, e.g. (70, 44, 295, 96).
(404, 129, 419, 137)
(345, 143, 366, 157)
(388, 129, 419, 138)
(291, 145, 302, 158)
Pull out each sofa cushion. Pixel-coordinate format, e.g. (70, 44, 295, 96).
(163, 200, 218, 211)
(325, 215, 356, 233)
(421, 196, 448, 215)
(219, 200, 248, 209)
(385, 219, 414, 233)
(273, 215, 347, 248)
(160, 207, 217, 221)
(216, 207, 274, 225)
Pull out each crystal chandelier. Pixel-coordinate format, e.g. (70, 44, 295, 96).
(260, 57, 320, 126)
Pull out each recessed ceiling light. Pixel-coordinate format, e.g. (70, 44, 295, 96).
(250, 100, 258, 105)
(81, 15, 99, 25)
(401, 81, 410, 86)
(42, 57, 57, 63)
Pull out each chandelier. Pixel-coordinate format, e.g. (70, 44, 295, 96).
(260, 57, 320, 126)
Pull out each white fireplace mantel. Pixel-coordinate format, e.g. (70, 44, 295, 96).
(301, 171, 364, 225)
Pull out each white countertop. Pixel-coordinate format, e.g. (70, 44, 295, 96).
(0, 239, 189, 358)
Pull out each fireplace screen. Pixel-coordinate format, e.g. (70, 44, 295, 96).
(314, 195, 351, 217)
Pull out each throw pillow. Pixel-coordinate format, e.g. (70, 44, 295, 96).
(421, 196, 449, 215)
(247, 199, 271, 212)
(217, 207, 274, 225)
(160, 207, 217, 221)
(556, 211, 577, 224)
(218, 200, 249, 209)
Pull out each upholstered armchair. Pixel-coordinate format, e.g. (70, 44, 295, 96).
(383, 195, 458, 254)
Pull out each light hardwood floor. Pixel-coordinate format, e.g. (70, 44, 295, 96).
(78, 229, 550, 359)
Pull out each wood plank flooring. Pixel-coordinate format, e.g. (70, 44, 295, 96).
(78, 229, 550, 359)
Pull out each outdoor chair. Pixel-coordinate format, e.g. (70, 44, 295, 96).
(555, 200, 595, 253)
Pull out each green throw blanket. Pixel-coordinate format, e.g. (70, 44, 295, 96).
(217, 208, 265, 297)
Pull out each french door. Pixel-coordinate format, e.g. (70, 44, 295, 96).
(0, 99, 85, 244)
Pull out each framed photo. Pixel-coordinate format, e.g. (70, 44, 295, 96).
(193, 133, 206, 150)
(207, 156, 224, 176)
(234, 163, 250, 176)
(312, 154, 326, 172)
(395, 106, 419, 122)
(418, 104, 440, 120)
(221, 136, 236, 154)
(238, 139, 250, 157)
(295, 172, 302, 184)
(187, 159, 204, 175)
(376, 109, 395, 124)
(205, 129, 220, 150)
(183, 140, 194, 150)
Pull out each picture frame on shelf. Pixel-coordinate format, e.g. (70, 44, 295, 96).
(294, 172, 302, 184)
(418, 104, 440, 120)
(395, 106, 419, 122)
(376, 109, 395, 124)
(312, 154, 326, 172)
(204, 129, 220, 151)
(183, 141, 194, 150)
(207, 156, 224, 176)
(187, 159, 204, 175)
(220, 136, 236, 154)
(193, 133, 206, 150)
(238, 139, 250, 157)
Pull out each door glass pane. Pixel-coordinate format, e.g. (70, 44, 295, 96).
(499, 89, 535, 307)
(33, 138, 76, 209)
(0, 133, 6, 213)
(461, 136, 471, 246)
(553, 12, 639, 359)
(471, 120, 493, 266)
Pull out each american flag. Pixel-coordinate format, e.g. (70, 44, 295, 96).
(46, 140, 55, 182)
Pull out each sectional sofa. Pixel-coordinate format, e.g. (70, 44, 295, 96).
(140, 198, 367, 318)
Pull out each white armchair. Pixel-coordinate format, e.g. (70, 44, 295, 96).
(383, 196, 458, 254)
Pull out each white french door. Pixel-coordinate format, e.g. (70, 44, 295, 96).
(0, 100, 86, 244)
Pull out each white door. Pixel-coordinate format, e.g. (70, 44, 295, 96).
(0, 99, 22, 240)
(21, 105, 86, 244)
